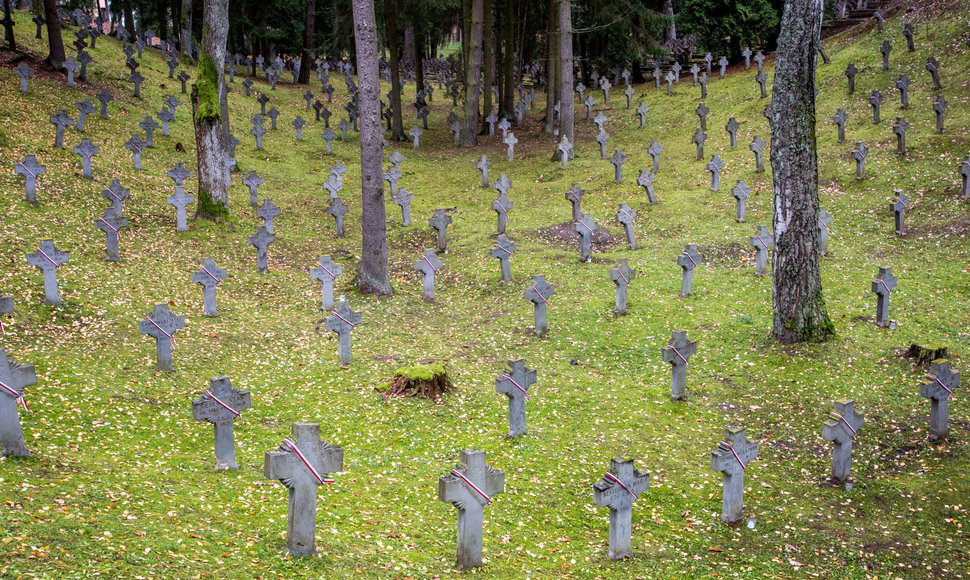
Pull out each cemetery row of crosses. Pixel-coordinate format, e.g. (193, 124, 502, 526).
(1, 1, 967, 574)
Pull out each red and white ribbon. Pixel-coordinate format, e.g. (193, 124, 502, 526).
(720, 441, 748, 471)
(0, 380, 28, 413)
(613, 268, 628, 285)
(618, 208, 635, 222)
(756, 235, 770, 250)
(0, 321, 5, 336)
(832, 413, 857, 440)
(604, 472, 638, 500)
(200, 265, 222, 284)
(98, 217, 121, 239)
(681, 251, 697, 267)
(494, 243, 513, 257)
(926, 374, 953, 396)
(818, 218, 829, 232)
(450, 469, 492, 504)
(283, 438, 333, 484)
(205, 389, 241, 418)
(105, 189, 126, 211)
(423, 255, 439, 275)
(331, 311, 356, 328)
(664, 345, 689, 365)
(145, 316, 177, 347)
(576, 220, 593, 234)
(501, 374, 530, 399)
(876, 278, 893, 294)
(37, 248, 61, 269)
(496, 200, 510, 222)
(16, 162, 38, 180)
(528, 286, 549, 305)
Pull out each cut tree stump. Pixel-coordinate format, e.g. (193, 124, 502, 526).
(381, 364, 452, 402)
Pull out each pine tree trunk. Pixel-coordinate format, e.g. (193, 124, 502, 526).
(191, 0, 230, 219)
(352, 0, 393, 296)
(43, 0, 65, 68)
(769, 0, 834, 344)
(179, 0, 192, 56)
(4, 0, 17, 50)
(155, 0, 168, 40)
(123, 0, 135, 37)
(461, 0, 483, 146)
(480, 0, 493, 132)
(558, 0, 573, 149)
(500, 0, 513, 117)
(415, 27, 425, 93)
(386, 0, 405, 141)
(543, 0, 557, 134)
(298, 0, 315, 84)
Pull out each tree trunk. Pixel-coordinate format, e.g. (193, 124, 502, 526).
(191, 0, 230, 219)
(404, 23, 415, 68)
(43, 0, 65, 68)
(558, 0, 573, 150)
(664, 0, 676, 46)
(298, 0, 315, 83)
(123, 0, 135, 37)
(494, 7, 503, 110)
(769, 0, 834, 344)
(155, 0, 168, 40)
(386, 0, 406, 141)
(352, 0, 393, 296)
(460, 0, 483, 146)
(500, 0, 513, 117)
(480, 0, 493, 132)
(180, 0, 193, 56)
(543, 0, 557, 133)
(414, 27, 425, 93)
(3, 0, 16, 50)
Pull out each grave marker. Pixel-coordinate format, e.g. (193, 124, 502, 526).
(125, 134, 146, 170)
(73, 138, 99, 179)
(903, 21, 915, 51)
(414, 249, 444, 301)
(749, 225, 772, 277)
(710, 427, 758, 523)
(696, 101, 709, 131)
(14, 62, 33, 93)
(243, 171, 264, 207)
(615, 204, 637, 250)
(503, 132, 518, 161)
(845, 62, 857, 94)
(574, 213, 597, 262)
(495, 360, 536, 437)
(429, 209, 452, 253)
(749, 136, 766, 173)
(49, 110, 73, 148)
(818, 207, 833, 256)
(392, 187, 412, 226)
(523, 275, 554, 336)
(610, 259, 636, 315)
(491, 188, 513, 235)
(890, 190, 908, 235)
(96, 89, 113, 119)
(491, 235, 515, 283)
(892, 116, 908, 155)
(324, 298, 361, 365)
(192, 376, 251, 469)
(27, 240, 69, 305)
(609, 149, 628, 183)
(725, 117, 740, 149)
(636, 102, 648, 128)
(677, 244, 702, 297)
(192, 257, 227, 316)
(292, 116, 306, 141)
(596, 131, 610, 160)
(920, 359, 959, 441)
(959, 156, 970, 199)
(731, 179, 750, 222)
(247, 226, 276, 273)
(257, 199, 281, 234)
(870, 266, 897, 328)
(14, 155, 45, 203)
(166, 178, 194, 233)
(833, 108, 847, 143)
(756, 70, 768, 98)
(880, 40, 892, 70)
(706, 155, 724, 191)
(139, 303, 185, 371)
(896, 74, 910, 109)
(636, 170, 657, 205)
(309, 256, 342, 311)
(94, 208, 127, 262)
(593, 458, 650, 560)
(438, 450, 504, 570)
(821, 399, 864, 482)
(851, 141, 868, 179)
(476, 155, 491, 187)
(409, 126, 422, 149)
(327, 198, 348, 237)
(648, 140, 663, 173)
(925, 56, 941, 91)
(933, 94, 947, 134)
(0, 348, 36, 457)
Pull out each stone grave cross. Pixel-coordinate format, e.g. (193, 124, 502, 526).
(15, 155, 46, 203)
(264, 423, 343, 556)
(692, 128, 707, 160)
(706, 155, 724, 191)
(677, 244, 703, 297)
(725, 117, 740, 148)
(663, 330, 696, 399)
(192, 258, 228, 317)
(192, 376, 251, 469)
(880, 40, 892, 70)
(893, 116, 909, 155)
(731, 179, 750, 222)
(248, 226, 276, 273)
(852, 141, 868, 179)
(610, 259, 636, 315)
(960, 156, 970, 199)
(749, 225, 772, 277)
(257, 199, 281, 234)
(139, 303, 185, 371)
(593, 458, 650, 560)
(749, 136, 766, 173)
(920, 359, 959, 441)
(94, 209, 127, 262)
(139, 116, 158, 147)
(437, 450, 505, 570)
(574, 213, 597, 262)
(896, 74, 910, 109)
(327, 198, 348, 237)
(73, 138, 99, 179)
(634, 170, 656, 205)
(596, 131, 610, 160)
(610, 149, 628, 183)
(0, 348, 37, 457)
(845, 62, 858, 94)
(524, 275, 554, 336)
(495, 359, 536, 437)
(414, 249, 444, 301)
(503, 132, 518, 161)
(325, 299, 361, 365)
(429, 209, 453, 253)
(647, 141, 663, 173)
(933, 94, 947, 134)
(833, 108, 847, 143)
(636, 102, 648, 128)
(491, 235, 515, 284)
(476, 155, 491, 187)
(491, 189, 513, 235)
(869, 90, 883, 124)
(871, 266, 897, 327)
(310, 256, 342, 311)
(393, 187, 413, 226)
(26, 240, 69, 305)
(125, 134, 146, 170)
(14, 62, 34, 93)
(710, 426, 759, 523)
(157, 107, 175, 136)
(821, 399, 864, 482)
(292, 116, 306, 141)
(50, 110, 73, 148)
(890, 190, 908, 235)
(696, 101, 709, 130)
(565, 184, 586, 221)
(74, 99, 95, 131)
(166, 179, 194, 233)
(242, 171, 264, 207)
(818, 207, 833, 256)
(615, 204, 637, 250)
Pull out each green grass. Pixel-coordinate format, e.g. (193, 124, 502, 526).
(1, 2, 969, 577)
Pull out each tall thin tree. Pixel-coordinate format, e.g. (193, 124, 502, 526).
(42, 0, 65, 68)
(298, 0, 316, 84)
(769, 0, 834, 343)
(353, 0, 393, 295)
(543, 0, 557, 134)
(557, 0, 573, 153)
(180, 0, 192, 56)
(386, 0, 406, 141)
(461, 0, 484, 146)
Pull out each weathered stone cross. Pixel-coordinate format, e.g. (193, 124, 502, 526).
(94, 208, 127, 262)
(193, 376, 251, 469)
(610, 259, 636, 315)
(429, 209, 452, 253)
(890, 190, 908, 235)
(15, 155, 46, 203)
(677, 244, 703, 297)
(327, 198, 348, 237)
(749, 135, 766, 173)
(706, 154, 724, 191)
(73, 138, 100, 179)
(438, 450, 505, 569)
(870, 266, 897, 327)
(257, 199, 281, 234)
(524, 275, 554, 336)
(574, 213, 597, 262)
(0, 348, 36, 457)
(920, 359, 959, 441)
(139, 303, 185, 371)
(192, 258, 227, 317)
(725, 117, 740, 148)
(310, 255, 342, 311)
(325, 299, 362, 365)
(593, 458, 650, 559)
(692, 128, 707, 161)
(852, 141, 868, 179)
(414, 249, 444, 301)
(248, 226, 276, 273)
(710, 426, 759, 523)
(491, 189, 513, 235)
(647, 140, 663, 173)
(27, 240, 69, 305)
(476, 155, 491, 187)
(125, 134, 146, 170)
(663, 329, 696, 399)
(609, 149, 628, 183)
(495, 359, 536, 437)
(749, 225, 772, 277)
(821, 399, 864, 482)
(565, 183, 586, 221)
(615, 203, 637, 250)
(731, 179, 750, 222)
(818, 207, 833, 256)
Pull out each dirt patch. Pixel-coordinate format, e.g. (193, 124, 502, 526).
(532, 221, 624, 252)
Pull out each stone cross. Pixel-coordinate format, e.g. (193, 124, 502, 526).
(438, 450, 504, 570)
(337, 118, 350, 141)
(690, 63, 700, 86)
(96, 89, 113, 119)
(414, 249, 444, 301)
(896, 74, 910, 109)
(247, 226, 276, 273)
(311, 100, 323, 121)
(15, 155, 46, 203)
(845, 62, 857, 94)
(98, 181, 128, 217)
(176, 70, 190, 93)
(327, 198, 348, 237)
(564, 183, 586, 221)
(557, 137, 573, 169)
(429, 209, 452, 253)
(610, 259, 636, 315)
(871, 266, 897, 327)
(251, 121, 266, 150)
(648, 140, 663, 173)
(321, 128, 336, 154)
(14, 62, 33, 93)
(583, 94, 595, 117)
(696, 101, 709, 131)
(600, 78, 612, 102)
(310, 256, 342, 311)
(749, 225, 772, 277)
(821, 399, 864, 482)
(731, 179, 750, 222)
(503, 132, 518, 161)
(665, 70, 675, 95)
(925, 56, 941, 91)
(920, 359, 959, 441)
(129, 68, 146, 97)
(192, 257, 227, 317)
(692, 128, 707, 161)
(325, 298, 361, 365)
(125, 134, 146, 170)
(409, 126, 422, 149)
(874, 10, 884, 31)
(756, 70, 768, 98)
(392, 187, 412, 226)
(94, 208, 127, 262)
(476, 155, 491, 187)
(725, 117, 740, 149)
(609, 149, 628, 183)
(450, 121, 461, 145)
(593, 458, 650, 560)
(851, 141, 868, 180)
(491, 235, 515, 284)
(706, 155, 724, 191)
(524, 275, 554, 336)
(880, 40, 891, 70)
(699, 73, 709, 98)
(818, 207, 833, 256)
(636, 170, 657, 205)
(960, 156, 970, 199)
(718, 56, 729, 78)
(157, 107, 175, 136)
(615, 204, 637, 250)
(495, 359, 536, 437)
(749, 135, 766, 173)
(166, 180, 194, 233)
(264, 423, 343, 556)
(139, 303, 185, 371)
(574, 213, 597, 262)
(257, 199, 281, 234)
(49, 110, 73, 148)
(893, 116, 908, 155)
(0, 348, 36, 457)
(267, 107, 280, 130)
(593, 111, 607, 133)
(933, 94, 947, 134)
(672, 62, 682, 81)
(74, 99, 95, 131)
(677, 244, 703, 297)
(596, 131, 610, 160)
(833, 108, 847, 143)
(741, 47, 752, 69)
(193, 376, 251, 469)
(903, 21, 915, 51)
(890, 190, 909, 235)
(73, 138, 99, 179)
(623, 86, 634, 108)
(27, 240, 69, 305)
(491, 186, 513, 235)
(292, 116, 306, 141)
(662, 329, 696, 399)
(257, 93, 270, 115)
(497, 118, 511, 138)
(635, 102, 648, 128)
(710, 427, 759, 523)
(484, 113, 497, 135)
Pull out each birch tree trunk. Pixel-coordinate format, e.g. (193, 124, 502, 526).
(769, 0, 834, 343)
(461, 0, 483, 146)
(191, 0, 231, 219)
(353, 0, 393, 296)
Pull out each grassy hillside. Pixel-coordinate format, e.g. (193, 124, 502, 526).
(0, 1, 968, 577)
